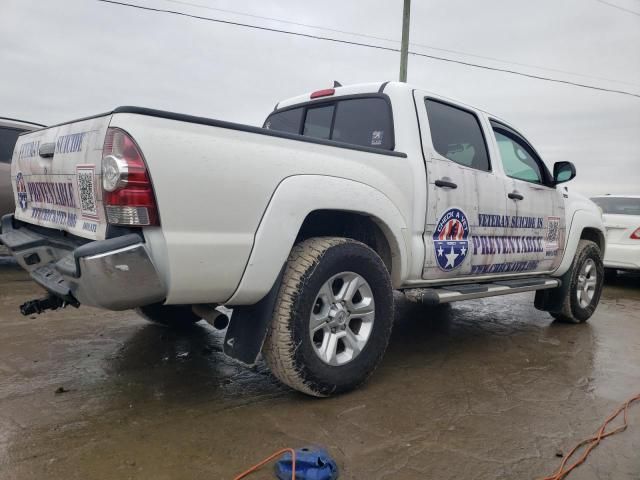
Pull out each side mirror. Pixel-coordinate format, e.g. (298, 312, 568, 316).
(553, 161, 576, 185)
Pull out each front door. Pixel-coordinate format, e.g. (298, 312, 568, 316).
(489, 120, 566, 274)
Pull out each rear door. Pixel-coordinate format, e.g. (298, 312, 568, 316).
(414, 92, 510, 280)
(488, 120, 566, 273)
(11, 115, 111, 240)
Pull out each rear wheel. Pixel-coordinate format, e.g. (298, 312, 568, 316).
(136, 303, 201, 328)
(552, 240, 604, 324)
(263, 237, 394, 397)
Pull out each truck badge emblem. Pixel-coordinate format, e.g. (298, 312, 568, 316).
(16, 172, 28, 210)
(433, 207, 469, 271)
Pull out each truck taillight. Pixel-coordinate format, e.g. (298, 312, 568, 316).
(631, 228, 640, 240)
(102, 127, 159, 226)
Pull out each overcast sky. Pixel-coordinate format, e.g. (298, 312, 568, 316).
(2, 0, 639, 196)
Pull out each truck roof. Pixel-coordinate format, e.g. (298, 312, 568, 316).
(275, 81, 514, 128)
(275, 82, 388, 110)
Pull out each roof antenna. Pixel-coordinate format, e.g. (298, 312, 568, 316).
(333, 81, 342, 88)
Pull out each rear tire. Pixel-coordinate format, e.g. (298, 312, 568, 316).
(136, 303, 201, 328)
(552, 240, 604, 324)
(263, 237, 394, 397)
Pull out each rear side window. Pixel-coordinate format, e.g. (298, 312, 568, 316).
(425, 99, 490, 171)
(0, 127, 26, 164)
(264, 97, 394, 150)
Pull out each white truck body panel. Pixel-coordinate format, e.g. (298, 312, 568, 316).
(109, 109, 418, 304)
(226, 175, 411, 305)
(554, 192, 607, 276)
(4, 81, 605, 308)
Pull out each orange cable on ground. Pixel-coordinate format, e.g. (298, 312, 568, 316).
(541, 392, 640, 480)
(233, 448, 296, 480)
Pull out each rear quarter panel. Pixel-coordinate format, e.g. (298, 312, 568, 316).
(109, 112, 420, 305)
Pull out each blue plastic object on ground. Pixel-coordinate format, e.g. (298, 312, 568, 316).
(274, 447, 339, 480)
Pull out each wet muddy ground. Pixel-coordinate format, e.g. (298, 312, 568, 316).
(0, 260, 638, 479)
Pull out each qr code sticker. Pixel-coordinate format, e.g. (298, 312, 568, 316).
(546, 216, 560, 251)
(77, 166, 98, 218)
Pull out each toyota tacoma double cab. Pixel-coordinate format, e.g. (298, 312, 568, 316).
(0, 82, 606, 397)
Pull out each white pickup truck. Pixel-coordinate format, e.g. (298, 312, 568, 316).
(1, 82, 606, 397)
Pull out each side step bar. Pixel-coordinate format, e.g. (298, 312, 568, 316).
(404, 277, 560, 306)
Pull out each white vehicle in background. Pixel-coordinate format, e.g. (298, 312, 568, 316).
(1, 82, 606, 397)
(591, 195, 640, 277)
(0, 117, 46, 218)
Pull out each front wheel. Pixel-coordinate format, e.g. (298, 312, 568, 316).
(262, 237, 394, 397)
(552, 240, 604, 324)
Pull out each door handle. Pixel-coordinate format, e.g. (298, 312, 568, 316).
(435, 178, 458, 189)
(508, 191, 524, 201)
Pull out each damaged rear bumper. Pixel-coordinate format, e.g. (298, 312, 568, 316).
(0, 215, 166, 310)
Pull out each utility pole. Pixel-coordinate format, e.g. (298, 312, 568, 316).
(399, 0, 411, 82)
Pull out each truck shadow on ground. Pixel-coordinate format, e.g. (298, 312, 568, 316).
(105, 322, 287, 408)
(604, 271, 640, 289)
(104, 293, 596, 407)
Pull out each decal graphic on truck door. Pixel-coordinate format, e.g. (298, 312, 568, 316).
(16, 172, 28, 210)
(433, 207, 470, 271)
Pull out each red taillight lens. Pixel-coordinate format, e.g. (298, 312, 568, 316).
(102, 128, 159, 226)
(631, 228, 640, 240)
(310, 88, 335, 99)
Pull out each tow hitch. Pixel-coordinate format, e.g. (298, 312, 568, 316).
(20, 294, 80, 316)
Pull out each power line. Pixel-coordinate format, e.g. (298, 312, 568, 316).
(162, 0, 640, 87)
(594, 0, 640, 16)
(96, 0, 640, 99)
(409, 51, 640, 98)
(162, 0, 400, 43)
(96, 1, 401, 52)
(412, 42, 639, 88)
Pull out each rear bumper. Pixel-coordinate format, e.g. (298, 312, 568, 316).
(603, 242, 640, 271)
(0, 215, 166, 310)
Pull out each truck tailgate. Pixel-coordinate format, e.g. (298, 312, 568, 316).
(10, 115, 111, 240)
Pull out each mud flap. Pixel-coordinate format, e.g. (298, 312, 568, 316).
(223, 266, 285, 366)
(534, 268, 570, 314)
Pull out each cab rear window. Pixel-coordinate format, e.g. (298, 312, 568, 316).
(264, 97, 394, 150)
